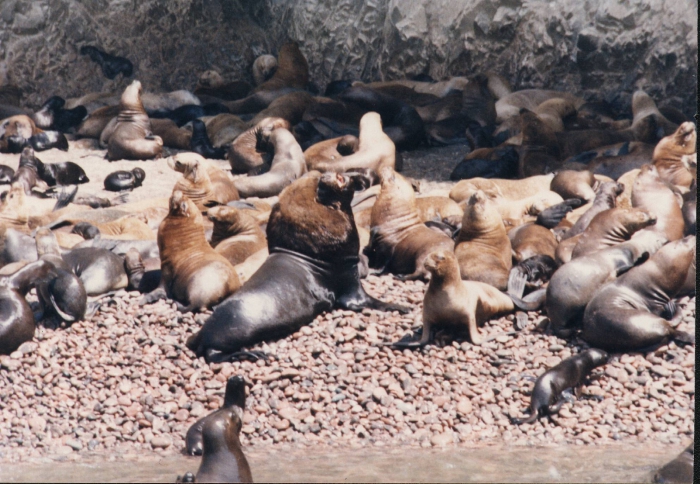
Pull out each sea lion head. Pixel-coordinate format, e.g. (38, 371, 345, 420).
(359, 111, 382, 132)
(71, 222, 101, 240)
(197, 70, 224, 89)
(623, 208, 657, 231)
(132, 167, 146, 184)
(169, 190, 199, 219)
(201, 376, 246, 455)
(317, 172, 369, 208)
(423, 249, 459, 278)
(675, 122, 697, 148)
(124, 247, 145, 274)
(120, 80, 145, 112)
(583, 348, 609, 366)
(207, 205, 243, 229)
(252, 55, 278, 86)
(35, 228, 61, 257)
(168, 153, 206, 182)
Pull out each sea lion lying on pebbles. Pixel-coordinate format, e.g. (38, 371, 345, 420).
(187, 172, 408, 363)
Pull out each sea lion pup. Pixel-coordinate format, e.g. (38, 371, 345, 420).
(631, 90, 678, 137)
(631, 164, 685, 242)
(308, 112, 396, 175)
(228, 117, 291, 174)
(550, 170, 598, 202)
(449, 174, 555, 204)
(560, 181, 624, 240)
(507, 254, 558, 299)
(303, 135, 359, 170)
(149, 118, 191, 150)
(508, 223, 558, 262)
(34, 228, 87, 327)
(253, 42, 308, 93)
(33, 96, 87, 132)
(337, 86, 425, 150)
(546, 230, 666, 337)
(392, 250, 514, 348)
(106, 80, 163, 161)
(207, 205, 267, 266)
(0, 165, 14, 185)
(570, 207, 658, 259)
(653, 442, 694, 484)
(365, 167, 454, 279)
(0, 114, 69, 153)
(582, 235, 696, 352)
(59, 245, 128, 296)
(170, 153, 240, 210)
(142, 190, 240, 312)
(191, 119, 226, 159)
(180, 376, 253, 483)
(454, 190, 512, 290)
(232, 127, 307, 199)
(80, 45, 133, 79)
(0, 260, 55, 355)
(510, 349, 609, 425)
(450, 145, 519, 181)
(104, 167, 145, 191)
(11, 147, 48, 195)
(496, 89, 584, 123)
(187, 172, 408, 363)
(652, 121, 696, 188)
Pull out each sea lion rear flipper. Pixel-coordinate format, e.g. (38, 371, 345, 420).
(509, 410, 539, 425)
(507, 268, 527, 299)
(52, 185, 79, 211)
(139, 287, 167, 306)
(204, 348, 268, 364)
(672, 330, 695, 346)
(536, 199, 583, 228)
(509, 291, 545, 311)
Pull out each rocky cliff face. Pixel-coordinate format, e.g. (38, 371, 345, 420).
(1, 0, 696, 116)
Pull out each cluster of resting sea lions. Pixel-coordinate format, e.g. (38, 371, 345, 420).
(0, 42, 695, 482)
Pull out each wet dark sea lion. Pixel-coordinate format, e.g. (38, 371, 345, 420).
(33, 96, 87, 132)
(0, 165, 14, 184)
(104, 167, 146, 191)
(393, 250, 514, 347)
(190, 119, 226, 159)
(144, 190, 240, 312)
(38, 160, 90, 187)
(366, 167, 454, 280)
(0, 260, 54, 355)
(652, 442, 694, 484)
(546, 231, 665, 338)
(450, 146, 519, 181)
(107, 80, 163, 161)
(60, 247, 129, 297)
(582, 236, 696, 352)
(187, 172, 408, 363)
(511, 349, 609, 424)
(180, 376, 253, 483)
(80, 46, 133, 79)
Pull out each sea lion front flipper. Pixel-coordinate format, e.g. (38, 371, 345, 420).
(140, 287, 167, 306)
(204, 348, 268, 363)
(535, 199, 583, 228)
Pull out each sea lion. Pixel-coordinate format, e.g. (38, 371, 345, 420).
(93, 216, 155, 241)
(33, 96, 87, 132)
(0, 260, 55, 355)
(186, 172, 408, 363)
(450, 145, 519, 181)
(306, 112, 396, 175)
(149, 118, 192, 150)
(582, 236, 696, 351)
(583, 142, 655, 180)
(232, 127, 307, 199)
(449, 174, 555, 204)
(11, 147, 47, 195)
(104, 167, 146, 191)
(249, 91, 315, 127)
(631, 164, 685, 242)
(560, 181, 623, 240)
(0, 165, 14, 184)
(631, 90, 679, 137)
(149, 103, 229, 127)
(205, 113, 247, 147)
(510, 349, 609, 424)
(454, 191, 512, 290)
(124, 248, 161, 294)
(365, 167, 454, 280)
(142, 190, 240, 312)
(652, 121, 696, 188)
(0, 115, 69, 153)
(496, 89, 584, 123)
(106, 80, 163, 161)
(253, 55, 278, 86)
(652, 442, 694, 484)
(60, 246, 129, 297)
(550, 170, 597, 202)
(228, 117, 291, 174)
(170, 153, 240, 210)
(493, 191, 564, 229)
(507, 254, 558, 299)
(80, 46, 133, 79)
(36, 159, 90, 187)
(392, 250, 514, 347)
(190, 119, 226, 159)
(304, 135, 359, 171)
(570, 207, 658, 260)
(2, 229, 38, 263)
(194, 70, 252, 102)
(508, 223, 558, 262)
(182, 376, 253, 483)
(75, 105, 120, 139)
(533, 98, 576, 132)
(682, 180, 696, 236)
(253, 42, 308, 93)
(207, 205, 267, 266)
(546, 230, 666, 337)
(34, 228, 87, 327)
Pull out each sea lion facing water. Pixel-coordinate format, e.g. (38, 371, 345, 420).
(582, 236, 696, 352)
(365, 167, 454, 280)
(187, 172, 409, 363)
(106, 80, 163, 161)
(143, 190, 240, 312)
(652, 121, 696, 189)
(510, 349, 609, 424)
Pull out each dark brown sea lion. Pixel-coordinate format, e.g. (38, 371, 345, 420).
(652, 442, 694, 484)
(106, 80, 163, 161)
(181, 376, 253, 483)
(392, 250, 514, 348)
(253, 42, 308, 93)
(205, 113, 247, 148)
(149, 118, 191, 150)
(170, 153, 240, 210)
(546, 230, 666, 338)
(142, 190, 240, 312)
(190, 119, 226, 159)
(228, 117, 291, 174)
(232, 127, 307, 199)
(582, 236, 696, 351)
(253, 55, 278, 86)
(454, 190, 512, 290)
(186, 172, 408, 363)
(0, 260, 54, 354)
(33, 96, 87, 132)
(652, 121, 696, 188)
(194, 70, 252, 101)
(75, 105, 120, 139)
(365, 167, 454, 280)
(510, 349, 609, 424)
(508, 223, 558, 262)
(80, 46, 133, 79)
(207, 205, 267, 266)
(11, 147, 47, 195)
(631, 164, 685, 242)
(307, 112, 396, 175)
(104, 167, 146, 191)
(570, 207, 657, 259)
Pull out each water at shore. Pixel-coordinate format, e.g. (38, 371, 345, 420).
(0, 442, 683, 483)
